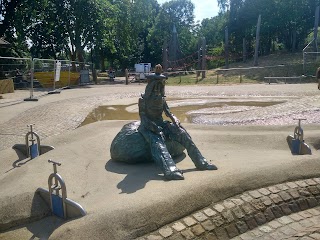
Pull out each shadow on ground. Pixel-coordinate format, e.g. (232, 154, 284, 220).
(105, 153, 186, 194)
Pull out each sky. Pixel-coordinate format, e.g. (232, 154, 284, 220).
(157, 0, 220, 22)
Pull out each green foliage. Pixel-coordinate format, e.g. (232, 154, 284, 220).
(3, 0, 320, 71)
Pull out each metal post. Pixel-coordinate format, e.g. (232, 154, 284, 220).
(24, 58, 38, 101)
(68, 60, 71, 87)
(201, 37, 206, 79)
(30, 59, 34, 99)
(25, 124, 41, 158)
(48, 159, 67, 219)
(125, 68, 129, 85)
(53, 60, 56, 90)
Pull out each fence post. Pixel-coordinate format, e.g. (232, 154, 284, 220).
(24, 58, 38, 101)
(125, 69, 129, 85)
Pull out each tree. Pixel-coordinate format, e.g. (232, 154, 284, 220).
(148, 0, 196, 66)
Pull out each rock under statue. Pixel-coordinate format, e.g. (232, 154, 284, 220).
(110, 64, 217, 180)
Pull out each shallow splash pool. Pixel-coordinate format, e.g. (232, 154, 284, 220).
(80, 97, 286, 127)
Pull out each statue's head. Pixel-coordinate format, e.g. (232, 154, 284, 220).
(155, 64, 163, 75)
(144, 64, 166, 98)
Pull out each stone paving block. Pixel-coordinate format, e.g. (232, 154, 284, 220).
(212, 215, 225, 227)
(203, 208, 217, 217)
(300, 218, 314, 228)
(296, 180, 308, 188)
(278, 216, 294, 225)
(167, 233, 184, 240)
(289, 212, 304, 221)
(222, 210, 234, 223)
(202, 233, 219, 240)
(288, 222, 304, 232)
(172, 222, 186, 232)
(213, 204, 225, 213)
(287, 182, 299, 189)
(280, 202, 292, 215)
(306, 179, 317, 186)
(214, 227, 229, 240)
(159, 227, 173, 238)
(223, 200, 235, 209)
(300, 189, 312, 197)
(276, 184, 289, 191)
(307, 208, 320, 216)
(307, 186, 320, 195)
(201, 220, 216, 231)
(191, 224, 205, 236)
(241, 194, 253, 203)
(258, 226, 273, 233)
(181, 229, 194, 240)
(271, 205, 283, 218)
(183, 217, 197, 227)
(260, 196, 273, 207)
(254, 212, 267, 225)
(299, 236, 314, 240)
(231, 237, 242, 240)
(269, 231, 287, 239)
(293, 232, 307, 237)
(239, 232, 255, 240)
(258, 188, 271, 196)
(146, 235, 163, 240)
(313, 178, 320, 184)
(233, 206, 245, 219)
(289, 201, 300, 213)
(309, 232, 320, 239)
(250, 229, 264, 238)
(307, 197, 318, 208)
(249, 190, 263, 199)
(268, 186, 280, 194)
(244, 216, 258, 230)
(193, 212, 208, 222)
(270, 193, 283, 204)
(231, 198, 244, 206)
(279, 191, 292, 202)
(268, 219, 283, 229)
(264, 207, 275, 221)
(308, 215, 320, 225)
(251, 199, 266, 211)
(241, 203, 255, 215)
(298, 198, 309, 211)
(225, 223, 239, 238)
(278, 225, 297, 236)
(299, 210, 313, 219)
(235, 220, 248, 234)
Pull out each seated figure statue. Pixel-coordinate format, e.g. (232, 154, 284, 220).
(138, 64, 217, 180)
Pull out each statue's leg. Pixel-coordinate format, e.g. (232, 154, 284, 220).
(140, 129, 184, 180)
(165, 123, 218, 171)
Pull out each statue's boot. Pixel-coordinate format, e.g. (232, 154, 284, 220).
(172, 127, 218, 171)
(150, 135, 184, 180)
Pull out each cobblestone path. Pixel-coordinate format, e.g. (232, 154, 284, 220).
(140, 178, 320, 240)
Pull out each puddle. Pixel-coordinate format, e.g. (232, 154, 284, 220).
(80, 97, 285, 126)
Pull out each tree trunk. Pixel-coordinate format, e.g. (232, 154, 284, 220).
(100, 49, 105, 72)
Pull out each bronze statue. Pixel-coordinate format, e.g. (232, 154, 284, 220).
(137, 64, 217, 180)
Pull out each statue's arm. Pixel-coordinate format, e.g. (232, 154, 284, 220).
(139, 97, 162, 133)
(163, 99, 180, 126)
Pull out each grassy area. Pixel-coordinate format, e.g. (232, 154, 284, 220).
(166, 52, 318, 85)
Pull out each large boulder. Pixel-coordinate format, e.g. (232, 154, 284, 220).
(110, 121, 185, 163)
